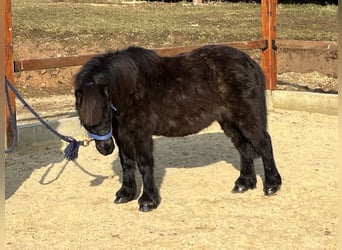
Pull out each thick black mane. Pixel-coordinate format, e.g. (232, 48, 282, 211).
(74, 46, 164, 120)
(74, 46, 162, 87)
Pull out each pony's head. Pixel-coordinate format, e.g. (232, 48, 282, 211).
(74, 82, 115, 155)
(73, 56, 116, 156)
(73, 49, 147, 155)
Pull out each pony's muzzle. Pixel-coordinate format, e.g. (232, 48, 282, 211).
(87, 128, 115, 155)
(95, 138, 115, 155)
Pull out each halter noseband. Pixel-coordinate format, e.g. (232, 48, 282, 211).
(86, 104, 117, 141)
(88, 128, 113, 141)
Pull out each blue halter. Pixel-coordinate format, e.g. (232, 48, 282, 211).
(88, 128, 113, 141)
(87, 103, 117, 141)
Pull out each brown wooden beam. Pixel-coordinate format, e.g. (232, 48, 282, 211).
(277, 40, 337, 50)
(14, 40, 265, 72)
(13, 39, 337, 73)
(261, 0, 277, 90)
(155, 41, 265, 57)
(14, 54, 98, 72)
(192, 0, 203, 5)
(5, 0, 16, 147)
(1, 0, 6, 211)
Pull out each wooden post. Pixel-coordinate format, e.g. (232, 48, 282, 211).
(193, 0, 202, 5)
(5, 0, 16, 147)
(261, 0, 277, 90)
(1, 0, 6, 234)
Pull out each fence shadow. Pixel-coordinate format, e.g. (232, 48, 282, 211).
(5, 118, 85, 199)
(5, 141, 65, 200)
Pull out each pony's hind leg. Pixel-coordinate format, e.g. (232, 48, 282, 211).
(233, 121, 282, 195)
(255, 131, 282, 195)
(219, 121, 258, 193)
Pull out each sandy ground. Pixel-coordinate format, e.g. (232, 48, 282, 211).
(5, 109, 338, 249)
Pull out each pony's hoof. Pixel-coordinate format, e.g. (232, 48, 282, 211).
(232, 180, 256, 193)
(231, 184, 249, 193)
(114, 196, 133, 204)
(138, 193, 160, 212)
(139, 203, 156, 212)
(264, 185, 281, 196)
(232, 177, 256, 193)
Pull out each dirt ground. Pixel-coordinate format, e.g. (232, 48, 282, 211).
(5, 109, 338, 249)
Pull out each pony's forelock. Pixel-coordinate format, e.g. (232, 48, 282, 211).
(73, 54, 111, 126)
(77, 85, 106, 126)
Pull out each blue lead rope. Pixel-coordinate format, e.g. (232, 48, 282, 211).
(5, 77, 86, 161)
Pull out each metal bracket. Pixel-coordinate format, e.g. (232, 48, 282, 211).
(262, 39, 277, 51)
(262, 39, 268, 51)
(13, 61, 19, 73)
(272, 39, 277, 51)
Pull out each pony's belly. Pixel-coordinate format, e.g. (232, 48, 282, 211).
(153, 114, 216, 137)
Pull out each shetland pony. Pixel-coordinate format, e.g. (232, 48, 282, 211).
(74, 45, 282, 212)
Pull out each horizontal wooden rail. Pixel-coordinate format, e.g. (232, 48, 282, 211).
(14, 40, 265, 72)
(14, 40, 337, 73)
(14, 54, 98, 72)
(154, 40, 265, 56)
(277, 40, 337, 50)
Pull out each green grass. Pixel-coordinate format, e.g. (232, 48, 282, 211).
(277, 3, 337, 40)
(12, 0, 337, 50)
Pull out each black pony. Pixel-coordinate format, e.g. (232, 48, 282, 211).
(74, 45, 282, 212)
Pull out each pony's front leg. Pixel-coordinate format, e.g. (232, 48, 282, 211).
(136, 137, 160, 212)
(112, 124, 137, 204)
(114, 151, 137, 204)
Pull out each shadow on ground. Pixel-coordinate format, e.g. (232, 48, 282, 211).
(5, 131, 265, 200)
(111, 132, 265, 198)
